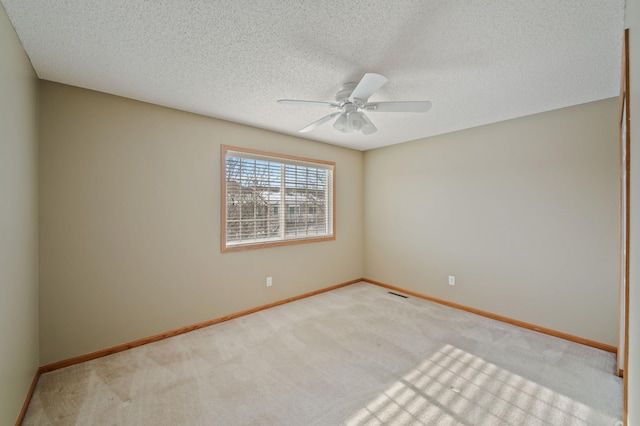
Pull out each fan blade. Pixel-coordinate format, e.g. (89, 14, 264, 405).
(278, 99, 339, 108)
(364, 101, 432, 113)
(349, 73, 388, 102)
(299, 112, 341, 133)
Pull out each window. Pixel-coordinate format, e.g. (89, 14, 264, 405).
(221, 145, 335, 252)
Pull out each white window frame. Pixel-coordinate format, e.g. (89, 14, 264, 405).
(221, 145, 335, 252)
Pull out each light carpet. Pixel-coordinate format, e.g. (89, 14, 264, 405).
(23, 282, 623, 425)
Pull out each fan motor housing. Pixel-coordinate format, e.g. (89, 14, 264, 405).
(335, 82, 357, 103)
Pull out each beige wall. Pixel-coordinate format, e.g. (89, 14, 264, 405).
(0, 4, 39, 424)
(625, 0, 639, 422)
(38, 81, 364, 364)
(364, 98, 620, 346)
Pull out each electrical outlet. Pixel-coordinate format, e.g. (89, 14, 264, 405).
(448, 276, 455, 286)
(266, 277, 272, 287)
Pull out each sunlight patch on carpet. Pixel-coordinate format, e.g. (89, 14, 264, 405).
(347, 344, 615, 425)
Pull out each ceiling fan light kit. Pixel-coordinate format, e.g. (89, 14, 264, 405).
(278, 73, 432, 135)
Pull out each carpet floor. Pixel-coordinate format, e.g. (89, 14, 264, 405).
(23, 282, 623, 425)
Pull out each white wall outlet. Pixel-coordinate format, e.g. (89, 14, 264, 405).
(266, 277, 272, 287)
(448, 276, 455, 286)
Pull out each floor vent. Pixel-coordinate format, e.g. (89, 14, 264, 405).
(388, 291, 408, 299)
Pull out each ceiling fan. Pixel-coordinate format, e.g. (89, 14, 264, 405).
(278, 73, 431, 135)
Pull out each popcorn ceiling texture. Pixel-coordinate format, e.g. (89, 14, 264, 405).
(0, 0, 625, 150)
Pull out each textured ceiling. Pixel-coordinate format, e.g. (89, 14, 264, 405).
(1, 0, 625, 150)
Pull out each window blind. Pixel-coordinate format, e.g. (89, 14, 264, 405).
(222, 146, 334, 251)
